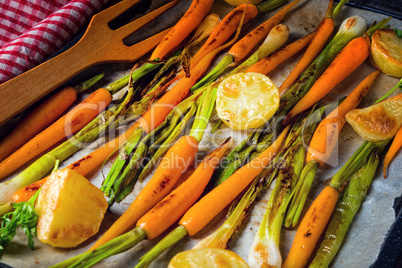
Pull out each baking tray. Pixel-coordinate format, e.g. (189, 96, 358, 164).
(1, 0, 402, 267)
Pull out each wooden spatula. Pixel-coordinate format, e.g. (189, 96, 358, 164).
(0, 0, 181, 125)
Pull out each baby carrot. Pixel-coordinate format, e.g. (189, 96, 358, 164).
(180, 125, 290, 236)
(307, 69, 381, 166)
(383, 126, 402, 178)
(279, 0, 335, 92)
(51, 139, 231, 268)
(190, 3, 258, 68)
(150, 0, 214, 60)
(246, 30, 316, 79)
(137, 138, 231, 239)
(282, 186, 339, 268)
(228, 0, 301, 62)
(285, 36, 370, 122)
(0, 88, 112, 180)
(0, 74, 103, 162)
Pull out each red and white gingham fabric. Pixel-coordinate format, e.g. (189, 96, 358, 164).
(0, 0, 108, 84)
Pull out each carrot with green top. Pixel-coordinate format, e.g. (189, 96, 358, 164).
(279, 0, 342, 92)
(89, 83, 219, 250)
(0, 87, 112, 181)
(284, 15, 391, 123)
(51, 139, 231, 268)
(131, 126, 290, 268)
(284, 69, 380, 228)
(0, 74, 103, 162)
(228, 0, 301, 63)
(150, 0, 214, 61)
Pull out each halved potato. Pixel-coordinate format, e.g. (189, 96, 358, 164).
(371, 29, 402, 78)
(216, 72, 279, 130)
(346, 93, 402, 141)
(35, 168, 108, 248)
(168, 248, 249, 268)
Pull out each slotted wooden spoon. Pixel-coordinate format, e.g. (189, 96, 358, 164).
(0, 0, 181, 125)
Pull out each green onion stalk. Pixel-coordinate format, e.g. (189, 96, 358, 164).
(309, 142, 389, 267)
(51, 85, 219, 268)
(101, 88, 204, 204)
(247, 106, 326, 267)
(0, 73, 150, 204)
(257, 0, 288, 13)
(212, 15, 369, 187)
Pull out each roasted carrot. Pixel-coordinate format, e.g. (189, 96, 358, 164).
(228, 0, 301, 62)
(279, 0, 335, 92)
(138, 138, 231, 239)
(90, 82, 220, 249)
(0, 88, 112, 180)
(308, 69, 380, 166)
(384, 126, 402, 178)
(0, 74, 103, 163)
(11, 177, 46, 203)
(0, 87, 76, 162)
(282, 186, 339, 268)
(190, 4, 258, 68)
(246, 30, 316, 79)
(67, 18, 244, 178)
(150, 0, 214, 60)
(52, 139, 231, 268)
(180, 125, 290, 236)
(284, 36, 370, 122)
(284, 70, 380, 228)
(125, 127, 290, 268)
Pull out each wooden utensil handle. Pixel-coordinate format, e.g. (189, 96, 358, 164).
(0, 42, 94, 125)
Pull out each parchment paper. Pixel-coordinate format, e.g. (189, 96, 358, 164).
(1, 0, 401, 267)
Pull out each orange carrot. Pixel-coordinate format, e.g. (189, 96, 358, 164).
(285, 36, 370, 122)
(190, 4, 258, 67)
(137, 138, 231, 239)
(67, 28, 237, 177)
(279, 0, 335, 92)
(89, 135, 198, 250)
(150, 0, 214, 60)
(0, 87, 77, 162)
(246, 30, 316, 79)
(0, 88, 112, 180)
(228, 0, 301, 63)
(180, 125, 290, 236)
(11, 177, 47, 203)
(283, 186, 339, 268)
(307, 69, 380, 166)
(384, 126, 402, 178)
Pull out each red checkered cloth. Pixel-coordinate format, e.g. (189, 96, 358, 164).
(0, 0, 108, 84)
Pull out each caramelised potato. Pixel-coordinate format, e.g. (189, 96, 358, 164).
(35, 169, 108, 248)
(346, 94, 402, 141)
(371, 29, 402, 78)
(168, 248, 249, 268)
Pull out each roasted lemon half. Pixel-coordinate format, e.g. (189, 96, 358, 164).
(216, 72, 279, 130)
(168, 248, 249, 268)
